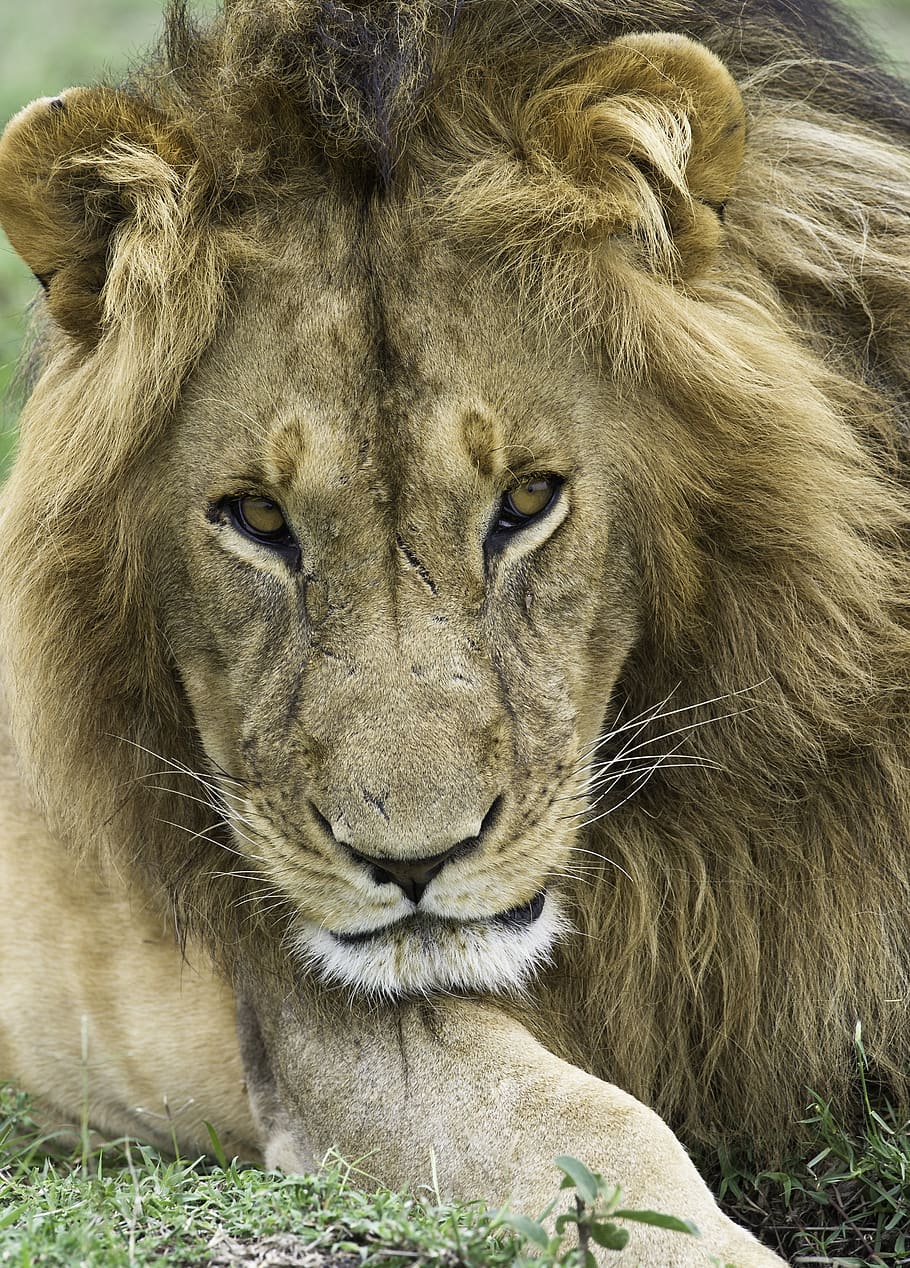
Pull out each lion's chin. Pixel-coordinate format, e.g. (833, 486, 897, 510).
(294, 893, 569, 998)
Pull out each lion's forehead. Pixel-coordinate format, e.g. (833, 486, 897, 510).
(181, 217, 592, 518)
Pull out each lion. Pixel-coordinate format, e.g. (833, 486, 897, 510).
(1, 0, 909, 1260)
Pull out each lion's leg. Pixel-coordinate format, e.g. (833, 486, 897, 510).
(0, 745, 259, 1158)
(238, 983, 784, 1268)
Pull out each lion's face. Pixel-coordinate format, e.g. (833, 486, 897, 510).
(0, 27, 748, 1000)
(155, 211, 639, 995)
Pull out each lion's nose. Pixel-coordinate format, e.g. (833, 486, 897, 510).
(350, 845, 462, 904)
(310, 795, 502, 903)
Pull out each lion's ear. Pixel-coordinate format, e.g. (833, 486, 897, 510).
(521, 33, 746, 277)
(0, 88, 196, 338)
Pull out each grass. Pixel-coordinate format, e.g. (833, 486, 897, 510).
(0, 1086, 708, 1268)
(2, 1070, 909, 1266)
(711, 1098, 910, 1265)
(0, 1084, 530, 1268)
(1, 2, 910, 1265)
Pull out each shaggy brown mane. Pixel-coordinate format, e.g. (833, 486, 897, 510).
(2, 0, 910, 1158)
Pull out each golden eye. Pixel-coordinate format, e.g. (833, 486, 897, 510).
(506, 477, 556, 519)
(237, 496, 287, 538)
(220, 495, 298, 562)
(492, 474, 561, 540)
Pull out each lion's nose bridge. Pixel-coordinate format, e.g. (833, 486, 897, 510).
(307, 659, 504, 860)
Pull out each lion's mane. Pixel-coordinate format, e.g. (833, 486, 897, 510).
(2, 0, 910, 1155)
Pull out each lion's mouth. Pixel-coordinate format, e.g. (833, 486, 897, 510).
(331, 890, 548, 946)
(297, 889, 564, 997)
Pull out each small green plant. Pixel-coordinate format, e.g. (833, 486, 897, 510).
(712, 1025, 910, 1264)
(496, 1154, 700, 1265)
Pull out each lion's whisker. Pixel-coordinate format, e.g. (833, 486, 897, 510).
(230, 890, 290, 912)
(559, 755, 722, 804)
(571, 683, 683, 767)
(111, 736, 255, 811)
(561, 846, 635, 882)
(606, 704, 760, 767)
(143, 781, 260, 834)
(571, 756, 683, 831)
(204, 869, 269, 882)
(568, 743, 690, 827)
(584, 748, 725, 778)
(144, 765, 258, 820)
(557, 757, 722, 823)
(562, 709, 746, 826)
(154, 816, 263, 865)
(568, 735, 676, 811)
(571, 681, 768, 775)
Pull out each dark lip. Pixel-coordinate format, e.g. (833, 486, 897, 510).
(491, 890, 547, 928)
(332, 923, 400, 947)
(331, 891, 547, 945)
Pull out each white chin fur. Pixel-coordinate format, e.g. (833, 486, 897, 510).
(294, 896, 569, 998)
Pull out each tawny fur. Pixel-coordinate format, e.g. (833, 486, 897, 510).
(0, 0, 908, 1171)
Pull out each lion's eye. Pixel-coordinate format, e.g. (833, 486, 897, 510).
(222, 495, 299, 559)
(493, 475, 562, 536)
(506, 478, 556, 518)
(235, 496, 287, 539)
